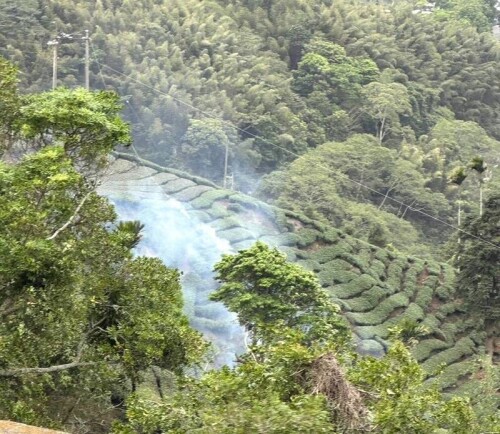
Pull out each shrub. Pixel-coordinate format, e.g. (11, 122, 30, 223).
(150, 172, 178, 184)
(356, 339, 385, 357)
(398, 303, 425, 323)
(309, 242, 353, 264)
(212, 216, 241, 231)
(174, 185, 212, 201)
(217, 227, 255, 244)
(435, 302, 461, 320)
(318, 228, 340, 243)
(426, 262, 441, 277)
(260, 233, 300, 247)
(414, 286, 435, 309)
(346, 293, 410, 326)
(191, 190, 233, 209)
(337, 252, 370, 275)
(385, 259, 407, 289)
(435, 360, 475, 389)
(206, 204, 230, 218)
(333, 274, 378, 299)
(422, 338, 476, 376)
(439, 322, 459, 342)
(356, 246, 373, 267)
(229, 193, 263, 210)
(374, 248, 389, 264)
(434, 283, 454, 300)
(355, 324, 391, 340)
(277, 246, 298, 262)
(327, 258, 358, 274)
(423, 275, 440, 289)
(420, 315, 441, 333)
(162, 178, 196, 194)
(370, 259, 386, 281)
(412, 339, 452, 362)
(319, 268, 358, 286)
(345, 286, 391, 312)
(226, 203, 245, 213)
(295, 228, 319, 247)
(296, 259, 322, 272)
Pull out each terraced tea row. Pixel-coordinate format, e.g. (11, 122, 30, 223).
(98, 154, 487, 388)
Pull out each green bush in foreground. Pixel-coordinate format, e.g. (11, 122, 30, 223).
(349, 341, 479, 434)
(115, 243, 493, 434)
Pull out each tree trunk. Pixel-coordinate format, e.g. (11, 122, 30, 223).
(485, 321, 497, 361)
(378, 116, 386, 144)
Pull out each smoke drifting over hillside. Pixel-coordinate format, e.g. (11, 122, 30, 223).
(108, 190, 246, 367)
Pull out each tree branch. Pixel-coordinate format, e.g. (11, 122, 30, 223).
(0, 302, 21, 318)
(0, 337, 88, 377)
(46, 192, 91, 241)
(0, 318, 108, 377)
(0, 361, 96, 377)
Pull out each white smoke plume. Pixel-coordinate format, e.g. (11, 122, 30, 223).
(104, 185, 246, 367)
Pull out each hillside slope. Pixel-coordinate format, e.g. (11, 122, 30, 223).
(98, 154, 496, 390)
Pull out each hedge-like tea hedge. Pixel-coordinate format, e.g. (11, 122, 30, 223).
(104, 156, 489, 388)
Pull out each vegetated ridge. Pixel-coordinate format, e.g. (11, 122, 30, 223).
(2, 0, 500, 259)
(101, 152, 496, 393)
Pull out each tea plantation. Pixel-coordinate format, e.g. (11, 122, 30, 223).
(99, 153, 492, 391)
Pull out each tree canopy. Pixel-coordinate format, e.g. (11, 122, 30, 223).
(211, 241, 350, 346)
(1, 0, 500, 258)
(0, 62, 204, 430)
(114, 242, 490, 434)
(455, 194, 500, 323)
(0, 0, 499, 430)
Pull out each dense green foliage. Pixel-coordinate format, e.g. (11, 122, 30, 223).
(257, 133, 449, 255)
(2, 0, 499, 256)
(211, 242, 350, 346)
(106, 153, 497, 396)
(115, 243, 495, 434)
(0, 56, 19, 150)
(0, 0, 499, 431)
(0, 64, 204, 431)
(18, 87, 131, 168)
(455, 193, 500, 353)
(349, 340, 479, 433)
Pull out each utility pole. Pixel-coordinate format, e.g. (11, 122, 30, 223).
(83, 29, 90, 90)
(227, 173, 234, 190)
(223, 141, 229, 189)
(479, 182, 483, 216)
(47, 37, 59, 89)
(47, 31, 89, 90)
(457, 199, 462, 244)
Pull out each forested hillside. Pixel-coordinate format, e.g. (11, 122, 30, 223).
(94, 151, 500, 433)
(1, 0, 499, 258)
(0, 0, 499, 432)
(101, 152, 499, 389)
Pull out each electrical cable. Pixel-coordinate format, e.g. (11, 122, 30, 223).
(89, 41, 143, 160)
(89, 47, 500, 250)
(89, 40, 108, 90)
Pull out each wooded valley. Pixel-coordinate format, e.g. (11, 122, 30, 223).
(0, 0, 498, 432)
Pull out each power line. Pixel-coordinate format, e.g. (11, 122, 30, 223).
(89, 40, 108, 90)
(89, 49, 500, 250)
(89, 41, 143, 160)
(123, 100, 147, 159)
